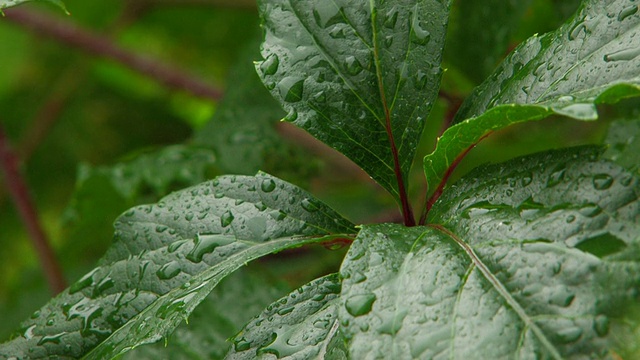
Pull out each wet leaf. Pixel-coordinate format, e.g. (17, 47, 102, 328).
(0, 173, 354, 359)
(425, 0, 640, 193)
(256, 0, 451, 201)
(602, 109, 640, 172)
(0, 0, 67, 13)
(225, 274, 346, 360)
(341, 147, 640, 358)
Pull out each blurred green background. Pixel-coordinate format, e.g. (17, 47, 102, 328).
(1, 0, 603, 349)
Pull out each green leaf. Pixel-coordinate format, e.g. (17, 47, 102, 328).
(256, 0, 451, 200)
(121, 269, 291, 359)
(0, 173, 355, 359)
(341, 147, 640, 358)
(425, 0, 640, 193)
(603, 108, 640, 172)
(0, 0, 67, 13)
(225, 274, 346, 359)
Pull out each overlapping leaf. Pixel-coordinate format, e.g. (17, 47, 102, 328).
(341, 146, 640, 359)
(0, 173, 354, 359)
(226, 274, 346, 360)
(425, 0, 640, 193)
(256, 0, 451, 200)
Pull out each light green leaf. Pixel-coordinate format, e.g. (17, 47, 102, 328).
(341, 147, 640, 358)
(0, 0, 68, 13)
(225, 274, 346, 360)
(256, 0, 451, 201)
(425, 0, 640, 193)
(121, 269, 291, 359)
(0, 173, 355, 359)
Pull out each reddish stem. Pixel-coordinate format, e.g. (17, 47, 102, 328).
(0, 126, 66, 294)
(4, 7, 223, 101)
(420, 131, 493, 225)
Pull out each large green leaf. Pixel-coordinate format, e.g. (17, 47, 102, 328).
(121, 269, 291, 360)
(0, 0, 67, 12)
(340, 147, 640, 358)
(225, 274, 346, 360)
(602, 107, 640, 172)
(256, 0, 451, 201)
(424, 0, 640, 193)
(0, 173, 355, 359)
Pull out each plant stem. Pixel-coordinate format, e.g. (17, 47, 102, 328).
(419, 131, 493, 225)
(0, 126, 66, 295)
(4, 7, 223, 101)
(370, 6, 415, 226)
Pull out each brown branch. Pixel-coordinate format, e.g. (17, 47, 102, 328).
(3, 7, 223, 101)
(0, 125, 66, 295)
(419, 131, 493, 225)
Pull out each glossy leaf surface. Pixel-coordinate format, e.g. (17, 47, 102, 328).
(0, 173, 354, 359)
(226, 274, 346, 360)
(341, 147, 640, 359)
(425, 0, 640, 192)
(256, 0, 451, 200)
(0, 0, 66, 12)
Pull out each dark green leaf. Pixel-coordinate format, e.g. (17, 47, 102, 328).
(0, 173, 355, 359)
(256, 0, 451, 200)
(425, 0, 640, 192)
(341, 147, 640, 358)
(225, 274, 346, 360)
(603, 110, 640, 172)
(122, 269, 291, 360)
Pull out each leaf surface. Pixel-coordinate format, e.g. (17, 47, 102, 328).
(0, 0, 67, 12)
(257, 0, 451, 200)
(225, 274, 346, 360)
(341, 147, 640, 359)
(425, 0, 640, 193)
(0, 173, 354, 359)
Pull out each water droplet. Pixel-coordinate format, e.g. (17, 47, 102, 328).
(546, 165, 567, 187)
(383, 35, 393, 48)
(37, 332, 67, 345)
(592, 174, 614, 190)
(278, 77, 305, 103)
(30, 310, 41, 319)
(156, 225, 168, 233)
(221, 210, 235, 227)
(168, 239, 189, 253)
(411, 14, 431, 45)
(93, 274, 114, 297)
(556, 326, 583, 343)
(186, 234, 235, 262)
(67, 298, 102, 335)
(233, 337, 251, 352)
(557, 103, 597, 119)
(312, 4, 343, 29)
(184, 212, 194, 221)
(378, 309, 408, 335)
(345, 56, 363, 75)
(578, 204, 602, 217)
(566, 215, 576, 223)
(618, 5, 638, 21)
(301, 198, 320, 212)
(593, 315, 610, 336)
(261, 178, 277, 193)
(569, 22, 586, 40)
(329, 26, 346, 39)
(260, 54, 279, 76)
(604, 47, 640, 62)
(156, 261, 181, 280)
(383, 7, 398, 28)
(345, 293, 376, 316)
(23, 325, 36, 339)
(413, 70, 428, 90)
(69, 268, 99, 294)
(521, 173, 533, 187)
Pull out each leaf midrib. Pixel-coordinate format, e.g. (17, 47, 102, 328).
(428, 224, 564, 360)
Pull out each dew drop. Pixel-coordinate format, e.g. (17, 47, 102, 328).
(261, 178, 277, 193)
(345, 56, 364, 75)
(184, 212, 194, 221)
(312, 4, 343, 29)
(592, 174, 614, 190)
(604, 47, 640, 62)
(410, 15, 431, 45)
(345, 293, 376, 316)
(546, 165, 567, 187)
(284, 109, 298, 122)
(593, 315, 610, 337)
(186, 234, 235, 262)
(521, 173, 534, 187)
(221, 210, 235, 227)
(278, 77, 305, 103)
(556, 326, 583, 343)
(383, 7, 398, 28)
(301, 198, 320, 212)
(69, 268, 99, 294)
(37, 332, 67, 345)
(617, 5, 638, 21)
(260, 54, 279, 76)
(156, 261, 181, 280)
(168, 239, 189, 253)
(414, 70, 428, 90)
(234, 337, 251, 352)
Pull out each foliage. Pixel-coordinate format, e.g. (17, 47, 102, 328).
(1, 0, 639, 359)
